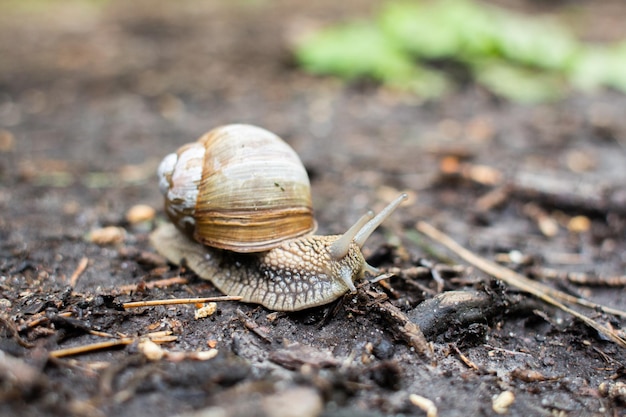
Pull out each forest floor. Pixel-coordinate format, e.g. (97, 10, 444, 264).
(0, 1, 625, 416)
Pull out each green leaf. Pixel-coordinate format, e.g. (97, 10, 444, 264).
(568, 46, 614, 92)
(379, 0, 497, 59)
(293, 0, 625, 103)
(490, 12, 578, 70)
(388, 65, 451, 98)
(295, 21, 414, 82)
(606, 42, 626, 93)
(379, 1, 460, 59)
(295, 20, 450, 98)
(474, 61, 565, 103)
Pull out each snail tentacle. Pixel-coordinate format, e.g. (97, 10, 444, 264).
(328, 211, 374, 260)
(354, 193, 408, 248)
(363, 262, 380, 276)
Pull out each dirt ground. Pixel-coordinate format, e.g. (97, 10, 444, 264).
(0, 1, 625, 416)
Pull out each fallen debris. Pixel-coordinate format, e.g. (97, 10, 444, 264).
(126, 204, 156, 224)
(269, 342, 339, 370)
(511, 368, 559, 383)
(122, 296, 242, 309)
(116, 276, 190, 294)
(88, 226, 126, 245)
(195, 302, 218, 319)
(531, 267, 626, 287)
(409, 393, 438, 417)
(492, 390, 515, 415)
(69, 257, 89, 287)
(416, 221, 626, 348)
(236, 309, 272, 343)
(365, 290, 432, 357)
(599, 381, 626, 403)
(450, 343, 480, 371)
(407, 290, 502, 339)
(49, 331, 178, 358)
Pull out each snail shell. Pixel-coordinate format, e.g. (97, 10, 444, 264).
(151, 124, 407, 311)
(157, 124, 315, 253)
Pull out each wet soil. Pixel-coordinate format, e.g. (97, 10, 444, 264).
(0, 1, 625, 416)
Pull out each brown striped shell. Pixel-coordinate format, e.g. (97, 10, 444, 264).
(157, 124, 315, 253)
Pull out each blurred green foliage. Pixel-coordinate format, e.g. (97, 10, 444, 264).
(294, 0, 626, 103)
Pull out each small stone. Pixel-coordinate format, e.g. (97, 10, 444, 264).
(492, 390, 515, 414)
(0, 129, 15, 152)
(372, 338, 395, 360)
(138, 339, 165, 361)
(599, 381, 626, 402)
(566, 149, 596, 173)
(195, 302, 217, 319)
(261, 387, 323, 417)
(126, 204, 156, 224)
(538, 216, 559, 237)
(192, 349, 219, 361)
(88, 226, 126, 245)
(568, 215, 591, 233)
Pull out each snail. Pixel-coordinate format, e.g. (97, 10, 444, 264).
(150, 124, 407, 311)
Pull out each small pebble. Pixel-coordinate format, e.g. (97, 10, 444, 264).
(599, 381, 626, 402)
(0, 129, 15, 152)
(372, 338, 395, 360)
(537, 216, 559, 237)
(88, 226, 126, 245)
(192, 349, 219, 361)
(492, 390, 515, 414)
(261, 387, 323, 417)
(568, 215, 591, 233)
(126, 204, 156, 224)
(138, 339, 165, 361)
(195, 302, 218, 319)
(566, 149, 596, 173)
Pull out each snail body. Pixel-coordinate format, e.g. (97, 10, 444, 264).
(150, 124, 406, 311)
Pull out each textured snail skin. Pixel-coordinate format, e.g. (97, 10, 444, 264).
(150, 223, 366, 311)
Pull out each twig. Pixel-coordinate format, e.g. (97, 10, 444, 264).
(49, 338, 135, 358)
(116, 276, 190, 294)
(483, 344, 532, 357)
(366, 290, 432, 357)
(236, 309, 272, 343)
(475, 185, 510, 212)
(88, 329, 117, 338)
(69, 257, 89, 287)
(49, 331, 178, 358)
(450, 343, 480, 371)
(416, 221, 626, 348)
(531, 267, 626, 287)
(0, 315, 35, 348)
(122, 295, 242, 309)
(19, 311, 73, 332)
